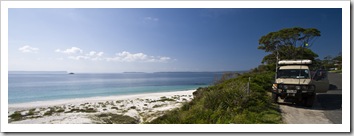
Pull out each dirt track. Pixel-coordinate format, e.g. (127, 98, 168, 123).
(279, 73, 342, 124)
(279, 99, 332, 124)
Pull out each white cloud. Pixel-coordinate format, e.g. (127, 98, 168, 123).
(18, 45, 39, 53)
(144, 17, 159, 22)
(117, 51, 147, 62)
(66, 50, 104, 61)
(54, 47, 169, 63)
(97, 52, 104, 57)
(55, 47, 83, 54)
(106, 51, 171, 62)
(55, 47, 105, 61)
(68, 55, 90, 60)
(86, 51, 104, 57)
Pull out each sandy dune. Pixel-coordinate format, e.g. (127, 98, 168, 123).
(8, 90, 195, 124)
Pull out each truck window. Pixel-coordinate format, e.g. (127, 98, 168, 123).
(277, 69, 310, 79)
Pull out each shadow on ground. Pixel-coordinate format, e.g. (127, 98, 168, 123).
(316, 93, 342, 110)
(277, 91, 342, 111)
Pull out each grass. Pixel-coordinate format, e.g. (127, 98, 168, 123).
(149, 71, 282, 124)
(157, 97, 176, 102)
(93, 113, 139, 124)
(66, 108, 97, 113)
(129, 106, 137, 109)
(152, 104, 166, 108)
(8, 111, 23, 121)
(111, 107, 119, 110)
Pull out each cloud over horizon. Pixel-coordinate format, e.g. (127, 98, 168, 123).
(18, 45, 39, 53)
(55, 47, 83, 54)
(106, 51, 171, 62)
(54, 47, 170, 62)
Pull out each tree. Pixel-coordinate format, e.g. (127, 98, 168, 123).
(260, 46, 319, 64)
(320, 53, 342, 70)
(322, 55, 334, 70)
(333, 52, 342, 70)
(258, 27, 321, 63)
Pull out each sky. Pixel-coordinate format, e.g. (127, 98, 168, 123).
(8, 8, 342, 73)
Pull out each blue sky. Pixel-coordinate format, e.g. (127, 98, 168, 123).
(8, 8, 342, 73)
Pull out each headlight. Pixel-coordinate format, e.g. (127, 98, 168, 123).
(283, 85, 288, 89)
(295, 86, 301, 90)
(272, 84, 277, 90)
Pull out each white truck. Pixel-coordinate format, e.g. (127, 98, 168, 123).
(272, 60, 329, 107)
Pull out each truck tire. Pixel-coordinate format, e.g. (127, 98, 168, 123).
(272, 93, 278, 103)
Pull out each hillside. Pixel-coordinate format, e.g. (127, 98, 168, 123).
(149, 70, 282, 124)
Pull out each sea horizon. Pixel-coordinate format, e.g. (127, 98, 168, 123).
(8, 71, 237, 104)
(8, 70, 249, 74)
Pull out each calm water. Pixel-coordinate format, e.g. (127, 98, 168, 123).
(9, 72, 223, 104)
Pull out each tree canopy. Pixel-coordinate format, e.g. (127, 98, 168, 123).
(258, 27, 321, 64)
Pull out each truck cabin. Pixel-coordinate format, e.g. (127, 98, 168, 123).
(277, 60, 312, 79)
(277, 66, 311, 79)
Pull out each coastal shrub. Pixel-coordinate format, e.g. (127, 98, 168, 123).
(158, 97, 176, 102)
(111, 107, 119, 110)
(149, 70, 282, 124)
(94, 113, 139, 124)
(69, 108, 97, 113)
(9, 111, 23, 121)
(152, 104, 166, 108)
(44, 111, 53, 116)
(27, 109, 36, 116)
(129, 106, 137, 109)
(56, 109, 65, 113)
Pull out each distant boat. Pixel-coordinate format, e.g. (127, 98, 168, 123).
(68, 72, 74, 74)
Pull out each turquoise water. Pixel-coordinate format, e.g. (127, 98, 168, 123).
(8, 72, 223, 104)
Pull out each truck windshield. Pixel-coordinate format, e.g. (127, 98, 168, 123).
(277, 69, 310, 79)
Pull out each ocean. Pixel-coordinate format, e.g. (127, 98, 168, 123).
(8, 72, 224, 104)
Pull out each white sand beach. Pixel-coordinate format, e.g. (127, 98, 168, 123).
(8, 90, 195, 124)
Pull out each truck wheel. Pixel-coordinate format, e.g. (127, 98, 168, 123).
(272, 93, 278, 103)
(305, 95, 315, 107)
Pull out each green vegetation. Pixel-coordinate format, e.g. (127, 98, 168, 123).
(157, 97, 176, 102)
(152, 104, 167, 108)
(111, 106, 119, 110)
(66, 108, 97, 113)
(318, 53, 342, 71)
(129, 106, 137, 109)
(9, 111, 23, 121)
(27, 109, 35, 116)
(258, 27, 321, 64)
(93, 113, 139, 124)
(148, 27, 326, 124)
(149, 70, 281, 124)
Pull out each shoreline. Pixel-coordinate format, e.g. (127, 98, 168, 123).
(9, 90, 195, 110)
(8, 90, 196, 124)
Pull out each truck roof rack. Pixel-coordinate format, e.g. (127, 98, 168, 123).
(278, 60, 312, 65)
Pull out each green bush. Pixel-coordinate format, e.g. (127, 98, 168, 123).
(94, 113, 139, 124)
(9, 111, 23, 121)
(149, 70, 282, 124)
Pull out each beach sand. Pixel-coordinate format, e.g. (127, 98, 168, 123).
(8, 90, 195, 124)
